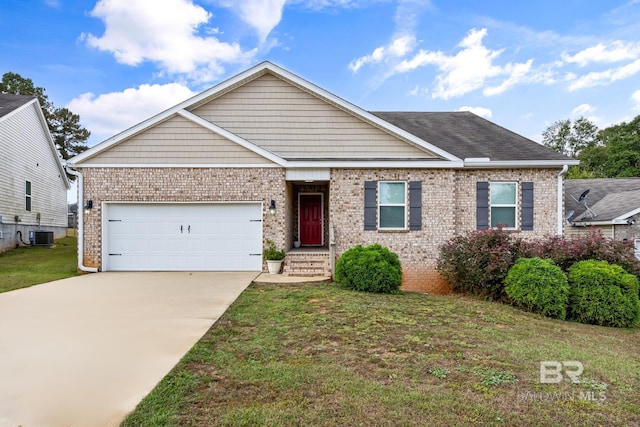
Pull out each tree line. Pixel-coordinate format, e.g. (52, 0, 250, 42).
(543, 115, 640, 178)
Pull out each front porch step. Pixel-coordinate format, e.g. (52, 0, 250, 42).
(282, 251, 332, 277)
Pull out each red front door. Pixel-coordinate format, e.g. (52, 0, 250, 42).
(300, 194, 322, 245)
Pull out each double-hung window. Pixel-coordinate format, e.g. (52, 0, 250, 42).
(25, 181, 32, 212)
(378, 181, 406, 229)
(490, 182, 516, 228)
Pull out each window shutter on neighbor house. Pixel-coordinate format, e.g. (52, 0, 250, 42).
(409, 181, 422, 230)
(364, 181, 377, 230)
(521, 182, 534, 230)
(476, 181, 489, 230)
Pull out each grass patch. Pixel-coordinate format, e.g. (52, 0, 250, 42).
(0, 236, 79, 293)
(123, 283, 640, 426)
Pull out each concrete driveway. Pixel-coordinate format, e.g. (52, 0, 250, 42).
(0, 271, 257, 427)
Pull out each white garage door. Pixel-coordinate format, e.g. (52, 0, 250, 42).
(104, 203, 262, 271)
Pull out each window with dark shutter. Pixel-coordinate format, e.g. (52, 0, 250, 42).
(364, 181, 377, 230)
(476, 181, 489, 230)
(521, 182, 534, 230)
(409, 181, 422, 230)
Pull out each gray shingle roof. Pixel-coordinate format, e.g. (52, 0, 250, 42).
(371, 111, 573, 162)
(0, 93, 34, 119)
(565, 178, 640, 221)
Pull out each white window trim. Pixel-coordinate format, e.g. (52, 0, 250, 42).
(378, 181, 407, 230)
(490, 181, 518, 230)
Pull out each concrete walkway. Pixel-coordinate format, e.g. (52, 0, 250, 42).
(0, 271, 257, 427)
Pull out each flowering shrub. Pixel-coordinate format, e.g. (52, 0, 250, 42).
(523, 229, 640, 277)
(567, 260, 640, 328)
(436, 227, 525, 299)
(505, 258, 569, 319)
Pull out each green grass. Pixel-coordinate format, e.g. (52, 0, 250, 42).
(123, 283, 640, 427)
(0, 235, 79, 293)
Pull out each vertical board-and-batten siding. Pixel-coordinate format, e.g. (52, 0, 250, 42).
(190, 73, 439, 160)
(0, 102, 67, 227)
(82, 114, 276, 165)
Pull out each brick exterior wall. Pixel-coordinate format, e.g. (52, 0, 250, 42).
(79, 167, 288, 269)
(330, 168, 560, 294)
(80, 166, 561, 295)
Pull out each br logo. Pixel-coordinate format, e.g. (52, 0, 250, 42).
(539, 361, 584, 384)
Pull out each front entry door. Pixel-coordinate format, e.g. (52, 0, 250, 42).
(300, 194, 323, 245)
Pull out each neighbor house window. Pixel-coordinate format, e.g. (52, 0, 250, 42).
(25, 181, 31, 212)
(490, 182, 516, 228)
(378, 181, 406, 229)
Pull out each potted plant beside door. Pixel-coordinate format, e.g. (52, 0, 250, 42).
(263, 239, 286, 274)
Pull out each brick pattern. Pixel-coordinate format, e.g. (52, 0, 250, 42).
(283, 251, 331, 277)
(80, 166, 561, 293)
(79, 167, 288, 269)
(329, 168, 560, 294)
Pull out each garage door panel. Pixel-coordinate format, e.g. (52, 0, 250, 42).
(106, 203, 262, 271)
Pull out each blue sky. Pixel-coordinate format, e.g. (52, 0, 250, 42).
(2, 0, 640, 148)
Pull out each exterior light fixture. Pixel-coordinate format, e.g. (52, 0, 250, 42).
(268, 199, 276, 215)
(84, 199, 93, 215)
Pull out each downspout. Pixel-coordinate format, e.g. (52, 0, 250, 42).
(64, 165, 99, 273)
(557, 165, 569, 237)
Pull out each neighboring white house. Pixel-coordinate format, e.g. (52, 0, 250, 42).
(0, 93, 69, 252)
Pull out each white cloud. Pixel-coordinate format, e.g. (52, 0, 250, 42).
(567, 58, 640, 91)
(571, 103, 596, 116)
(562, 41, 640, 67)
(67, 83, 196, 143)
(393, 28, 534, 100)
(457, 106, 492, 118)
(217, 0, 287, 42)
(631, 90, 640, 110)
(83, 0, 253, 82)
(349, 35, 417, 72)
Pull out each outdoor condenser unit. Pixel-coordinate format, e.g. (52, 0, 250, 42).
(29, 230, 54, 246)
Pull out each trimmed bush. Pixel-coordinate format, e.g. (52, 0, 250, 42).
(567, 260, 640, 328)
(335, 244, 402, 294)
(437, 228, 524, 299)
(504, 257, 569, 319)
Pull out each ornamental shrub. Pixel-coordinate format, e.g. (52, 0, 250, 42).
(567, 260, 640, 328)
(504, 257, 569, 319)
(523, 229, 640, 278)
(335, 244, 402, 294)
(437, 227, 525, 299)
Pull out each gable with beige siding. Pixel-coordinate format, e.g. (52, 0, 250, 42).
(190, 73, 439, 160)
(82, 114, 277, 165)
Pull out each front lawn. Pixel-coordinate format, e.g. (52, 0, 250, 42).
(123, 282, 640, 426)
(0, 235, 79, 293)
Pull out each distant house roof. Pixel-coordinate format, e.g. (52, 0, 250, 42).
(372, 111, 572, 162)
(565, 178, 640, 222)
(0, 93, 35, 119)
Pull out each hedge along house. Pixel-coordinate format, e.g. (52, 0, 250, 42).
(67, 62, 577, 293)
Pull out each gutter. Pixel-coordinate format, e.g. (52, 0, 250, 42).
(557, 165, 569, 237)
(64, 165, 99, 273)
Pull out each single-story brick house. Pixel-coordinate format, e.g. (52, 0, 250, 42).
(68, 62, 577, 293)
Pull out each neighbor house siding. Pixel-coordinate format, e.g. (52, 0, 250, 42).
(79, 167, 287, 270)
(190, 74, 438, 160)
(82, 114, 275, 165)
(0, 102, 68, 251)
(330, 168, 560, 294)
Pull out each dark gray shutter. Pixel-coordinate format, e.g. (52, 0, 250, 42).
(477, 181, 489, 230)
(364, 181, 377, 230)
(409, 181, 422, 230)
(521, 182, 534, 230)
